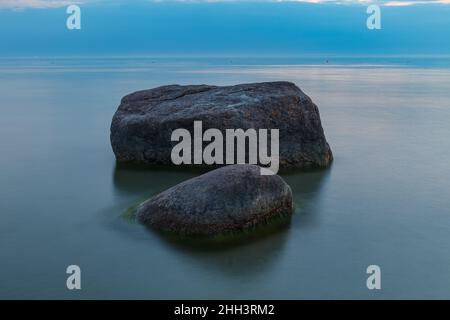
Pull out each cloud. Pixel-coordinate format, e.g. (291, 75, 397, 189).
(384, 0, 450, 5)
(153, 0, 450, 4)
(0, 0, 82, 9)
(151, 0, 450, 5)
(1, 0, 449, 9)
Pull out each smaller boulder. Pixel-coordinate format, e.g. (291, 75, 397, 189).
(136, 164, 293, 236)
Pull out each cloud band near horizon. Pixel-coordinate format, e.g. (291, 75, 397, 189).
(1, 0, 450, 10)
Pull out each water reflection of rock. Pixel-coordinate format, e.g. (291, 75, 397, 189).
(283, 167, 332, 230)
(113, 163, 205, 197)
(151, 221, 292, 278)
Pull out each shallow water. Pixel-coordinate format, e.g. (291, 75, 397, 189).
(1, 57, 450, 299)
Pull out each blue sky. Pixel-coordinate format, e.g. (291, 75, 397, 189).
(0, 0, 449, 56)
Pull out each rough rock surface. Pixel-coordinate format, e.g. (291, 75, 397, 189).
(111, 81, 332, 170)
(136, 165, 293, 236)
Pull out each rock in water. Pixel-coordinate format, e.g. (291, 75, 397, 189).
(111, 81, 332, 170)
(136, 165, 293, 236)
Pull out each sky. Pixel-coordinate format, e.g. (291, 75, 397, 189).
(0, 0, 449, 56)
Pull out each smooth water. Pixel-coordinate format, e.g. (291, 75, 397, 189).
(1, 57, 450, 299)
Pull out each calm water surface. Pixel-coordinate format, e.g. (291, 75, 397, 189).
(1, 57, 450, 299)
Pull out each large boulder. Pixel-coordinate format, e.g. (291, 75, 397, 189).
(111, 81, 332, 170)
(136, 164, 293, 236)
